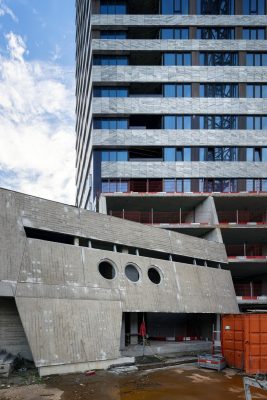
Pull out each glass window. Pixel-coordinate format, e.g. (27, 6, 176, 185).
(176, 179, 183, 192)
(163, 116, 176, 129)
(100, 31, 127, 39)
(163, 53, 191, 66)
(246, 148, 254, 161)
(197, 27, 235, 39)
(164, 147, 176, 161)
(263, 86, 267, 98)
(197, 0, 235, 14)
(262, 148, 267, 161)
(199, 148, 205, 161)
(246, 84, 254, 97)
(161, 28, 189, 39)
(176, 148, 183, 161)
(246, 179, 254, 191)
(200, 52, 238, 66)
(262, 179, 267, 191)
(102, 151, 109, 161)
(184, 147, 191, 161)
(163, 53, 176, 65)
(246, 116, 254, 129)
(243, 28, 265, 39)
(184, 116, 191, 129)
(93, 56, 128, 66)
(164, 84, 176, 97)
(243, 0, 265, 14)
(164, 179, 176, 192)
(102, 181, 109, 192)
(117, 151, 128, 161)
(93, 118, 128, 129)
(93, 87, 128, 97)
(184, 179, 191, 192)
(184, 84, 191, 97)
(100, 1, 126, 14)
(118, 181, 128, 192)
(246, 53, 267, 66)
(161, 0, 189, 14)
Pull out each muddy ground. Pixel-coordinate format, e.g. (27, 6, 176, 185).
(0, 364, 265, 400)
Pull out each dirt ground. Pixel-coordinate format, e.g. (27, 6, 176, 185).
(0, 365, 266, 400)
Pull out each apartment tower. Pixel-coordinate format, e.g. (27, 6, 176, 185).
(76, 0, 267, 311)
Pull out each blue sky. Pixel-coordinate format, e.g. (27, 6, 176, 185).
(0, 0, 76, 204)
(0, 0, 75, 64)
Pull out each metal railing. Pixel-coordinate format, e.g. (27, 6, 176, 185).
(226, 244, 265, 258)
(218, 210, 267, 224)
(110, 210, 212, 225)
(234, 283, 264, 297)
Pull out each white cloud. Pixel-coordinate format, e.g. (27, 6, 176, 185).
(0, 0, 18, 22)
(0, 32, 76, 204)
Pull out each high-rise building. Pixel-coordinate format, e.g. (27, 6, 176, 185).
(75, 0, 267, 310)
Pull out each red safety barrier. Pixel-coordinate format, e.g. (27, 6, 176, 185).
(218, 210, 267, 224)
(234, 283, 263, 297)
(226, 244, 264, 257)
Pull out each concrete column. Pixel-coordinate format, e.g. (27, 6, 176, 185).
(122, 246, 128, 254)
(120, 314, 126, 350)
(215, 314, 221, 346)
(130, 313, 138, 345)
(74, 237, 79, 246)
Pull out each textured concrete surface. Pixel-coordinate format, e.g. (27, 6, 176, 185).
(0, 188, 238, 375)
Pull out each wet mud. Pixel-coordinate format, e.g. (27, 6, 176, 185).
(1, 365, 266, 400)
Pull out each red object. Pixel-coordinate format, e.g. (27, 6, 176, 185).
(139, 321, 146, 337)
(85, 370, 96, 376)
(222, 314, 267, 374)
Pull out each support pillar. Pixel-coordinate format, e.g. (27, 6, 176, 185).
(120, 314, 126, 350)
(130, 313, 138, 345)
(215, 314, 221, 346)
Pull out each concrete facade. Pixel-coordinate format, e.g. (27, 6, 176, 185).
(0, 188, 238, 375)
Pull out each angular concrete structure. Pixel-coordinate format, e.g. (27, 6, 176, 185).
(0, 188, 238, 375)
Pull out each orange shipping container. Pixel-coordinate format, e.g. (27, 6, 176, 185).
(222, 314, 267, 374)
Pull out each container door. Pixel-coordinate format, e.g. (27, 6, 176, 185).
(244, 315, 267, 374)
(222, 315, 244, 369)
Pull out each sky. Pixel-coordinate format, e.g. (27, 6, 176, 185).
(0, 0, 76, 205)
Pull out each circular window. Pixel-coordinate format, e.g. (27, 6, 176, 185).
(148, 267, 162, 285)
(98, 260, 116, 280)
(125, 264, 140, 283)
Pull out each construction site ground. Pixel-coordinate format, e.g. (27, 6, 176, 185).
(0, 364, 265, 400)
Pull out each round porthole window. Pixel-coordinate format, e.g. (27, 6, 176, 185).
(98, 260, 116, 280)
(148, 267, 162, 285)
(125, 264, 140, 283)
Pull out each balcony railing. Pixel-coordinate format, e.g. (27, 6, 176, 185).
(218, 210, 267, 224)
(110, 210, 212, 225)
(226, 244, 266, 258)
(234, 283, 264, 297)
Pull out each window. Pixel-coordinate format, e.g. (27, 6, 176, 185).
(246, 179, 267, 192)
(200, 52, 238, 66)
(243, 0, 265, 14)
(98, 260, 116, 280)
(163, 84, 191, 97)
(102, 180, 128, 193)
(203, 179, 237, 193)
(100, 1, 127, 14)
(197, 0, 235, 14)
(199, 116, 238, 129)
(246, 53, 267, 66)
(101, 150, 128, 161)
(163, 116, 191, 129)
(200, 84, 238, 97)
(243, 28, 265, 40)
(163, 147, 191, 161)
(163, 53, 191, 66)
(161, 28, 189, 39)
(125, 264, 140, 283)
(93, 87, 128, 97)
(93, 118, 128, 129)
(196, 27, 235, 39)
(246, 116, 267, 129)
(247, 147, 267, 161)
(93, 55, 128, 65)
(161, 0, 189, 14)
(247, 84, 267, 98)
(164, 179, 192, 192)
(100, 31, 127, 39)
(201, 147, 238, 161)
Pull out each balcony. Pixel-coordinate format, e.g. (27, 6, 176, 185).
(218, 210, 267, 225)
(109, 210, 212, 225)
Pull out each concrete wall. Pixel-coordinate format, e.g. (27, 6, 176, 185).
(0, 188, 239, 374)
